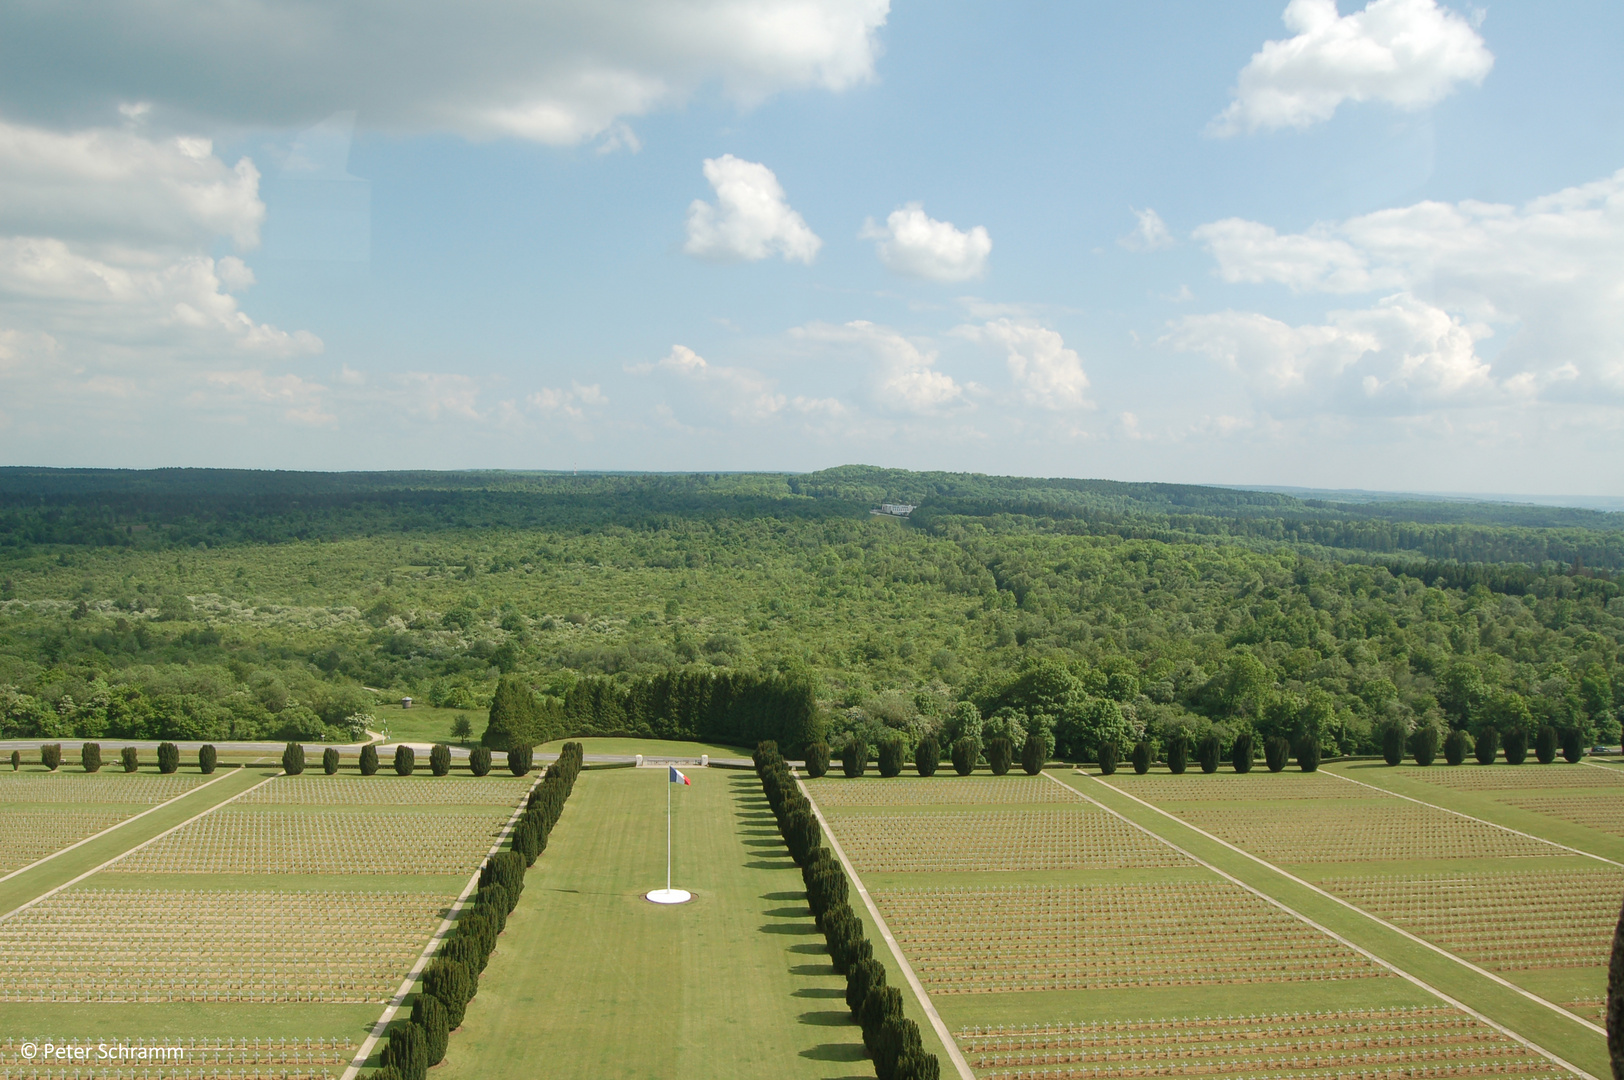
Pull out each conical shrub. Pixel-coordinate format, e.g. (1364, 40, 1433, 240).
(841, 737, 868, 778)
(121, 746, 140, 773)
(1535, 725, 1558, 765)
(421, 958, 472, 1029)
(1504, 726, 1528, 765)
(157, 742, 179, 774)
(985, 737, 1013, 776)
(1231, 732, 1254, 774)
(468, 746, 491, 776)
(1444, 729, 1469, 766)
(1264, 736, 1288, 772)
(323, 747, 340, 774)
(1413, 726, 1439, 767)
(951, 737, 978, 776)
(1474, 727, 1499, 765)
(1097, 741, 1117, 776)
(1197, 734, 1220, 774)
(804, 741, 831, 778)
(1297, 737, 1320, 772)
(1021, 732, 1045, 775)
(860, 985, 904, 1051)
(877, 738, 904, 778)
(281, 742, 304, 775)
(914, 736, 939, 777)
(81, 742, 102, 773)
(1132, 740, 1152, 775)
(40, 744, 61, 770)
(1167, 734, 1188, 775)
(394, 744, 416, 776)
(380, 1022, 426, 1080)
(1562, 728, 1584, 764)
(1382, 725, 1404, 766)
(360, 743, 379, 775)
(410, 993, 449, 1066)
(430, 743, 452, 776)
(198, 744, 217, 773)
(507, 745, 533, 776)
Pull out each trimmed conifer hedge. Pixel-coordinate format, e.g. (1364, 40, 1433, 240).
(1264, 736, 1288, 773)
(1197, 734, 1220, 774)
(1535, 725, 1558, 765)
(841, 736, 868, 778)
(41, 743, 61, 770)
(1297, 737, 1320, 772)
(282, 742, 305, 775)
(380, 1021, 426, 1080)
(1413, 726, 1439, 767)
(1167, 733, 1188, 775)
(475, 883, 512, 932)
(1444, 728, 1469, 766)
(877, 738, 904, 778)
(1231, 732, 1254, 774)
(468, 746, 491, 776)
(507, 745, 534, 776)
(430, 743, 452, 776)
(1132, 740, 1152, 775)
(198, 744, 217, 774)
(410, 992, 449, 1067)
(914, 736, 939, 777)
(1562, 728, 1584, 764)
(1021, 732, 1045, 775)
(394, 745, 415, 776)
(121, 746, 140, 773)
(1381, 725, 1404, 766)
(1097, 741, 1117, 776)
(860, 985, 904, 1052)
(985, 736, 1013, 776)
(1475, 726, 1499, 764)
(12, 749, 22, 770)
(1609, 896, 1624, 1074)
(804, 740, 830, 778)
(360, 743, 379, 775)
(421, 958, 473, 1028)
(157, 742, 180, 774)
(951, 737, 978, 776)
(1504, 726, 1529, 765)
(81, 742, 102, 773)
(323, 747, 340, 774)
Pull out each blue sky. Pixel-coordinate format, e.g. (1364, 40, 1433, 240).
(0, 0, 1620, 493)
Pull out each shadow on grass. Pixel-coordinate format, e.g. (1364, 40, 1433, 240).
(762, 891, 806, 902)
(794, 986, 845, 998)
(746, 859, 798, 870)
(798, 1042, 868, 1063)
(799, 1009, 855, 1027)
(741, 837, 784, 848)
(789, 962, 836, 976)
(788, 942, 827, 954)
(760, 922, 821, 935)
(762, 906, 810, 918)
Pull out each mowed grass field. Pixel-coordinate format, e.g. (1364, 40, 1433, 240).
(0, 764, 533, 1079)
(430, 763, 950, 1080)
(806, 762, 1615, 1080)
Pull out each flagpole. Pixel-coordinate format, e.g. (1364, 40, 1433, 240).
(666, 767, 672, 894)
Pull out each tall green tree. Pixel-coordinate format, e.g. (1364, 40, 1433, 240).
(482, 675, 539, 751)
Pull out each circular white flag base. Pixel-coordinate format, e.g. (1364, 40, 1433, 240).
(645, 888, 692, 905)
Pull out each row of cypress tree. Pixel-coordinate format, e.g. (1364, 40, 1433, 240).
(804, 734, 1048, 779)
(43, 740, 197, 773)
(754, 742, 940, 1080)
(368, 742, 585, 1080)
(1383, 723, 1585, 767)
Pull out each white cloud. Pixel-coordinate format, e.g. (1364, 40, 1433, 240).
(1164, 292, 1493, 410)
(527, 382, 608, 419)
(794, 321, 966, 413)
(955, 319, 1090, 409)
(199, 369, 334, 426)
(643, 344, 788, 421)
(385, 373, 485, 421)
(1211, 0, 1493, 135)
(0, 1, 889, 147)
(1190, 167, 1624, 395)
(1120, 207, 1174, 252)
(860, 203, 991, 281)
(684, 155, 821, 264)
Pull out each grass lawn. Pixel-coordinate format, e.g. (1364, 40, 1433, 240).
(370, 701, 482, 745)
(429, 765, 938, 1080)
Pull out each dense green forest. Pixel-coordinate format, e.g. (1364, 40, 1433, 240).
(0, 465, 1618, 759)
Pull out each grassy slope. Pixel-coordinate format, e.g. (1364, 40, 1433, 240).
(431, 765, 943, 1080)
(540, 737, 752, 759)
(1064, 769, 1609, 1079)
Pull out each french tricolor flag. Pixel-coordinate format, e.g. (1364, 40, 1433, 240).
(669, 765, 691, 785)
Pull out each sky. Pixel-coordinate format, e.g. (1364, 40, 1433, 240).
(0, 0, 1621, 494)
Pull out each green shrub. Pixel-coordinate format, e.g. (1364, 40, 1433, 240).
(380, 1021, 426, 1080)
(476, 883, 513, 931)
(368, 1068, 401, 1080)
(914, 736, 939, 777)
(121, 746, 140, 773)
(1297, 737, 1320, 772)
(985, 737, 1013, 776)
(157, 742, 179, 774)
(1097, 741, 1117, 776)
(1132, 740, 1152, 774)
(951, 737, 978, 776)
(41, 743, 61, 770)
(394, 745, 415, 776)
(360, 743, 380, 775)
(321, 747, 339, 774)
(198, 744, 217, 774)
(1167, 734, 1188, 775)
(410, 993, 449, 1067)
(1197, 734, 1220, 774)
(1263, 737, 1288, 772)
(1610, 896, 1624, 1071)
(1413, 726, 1439, 767)
(282, 742, 305, 775)
(81, 742, 102, 773)
(876, 1015, 924, 1080)
(877, 738, 904, 778)
(9, 750, 19, 770)
(860, 985, 904, 1051)
(1562, 728, 1584, 764)
(1475, 726, 1499, 764)
(469, 746, 491, 776)
(421, 958, 473, 1029)
(1504, 726, 1528, 765)
(1382, 725, 1404, 766)
(1021, 732, 1045, 775)
(1444, 728, 1469, 766)
(1535, 725, 1558, 765)
(804, 740, 830, 778)
(430, 743, 451, 776)
(841, 736, 867, 778)
(846, 955, 885, 1017)
(454, 911, 497, 972)
(1231, 732, 1254, 774)
(507, 745, 534, 776)
(481, 851, 526, 902)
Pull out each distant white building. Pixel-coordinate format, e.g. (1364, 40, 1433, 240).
(871, 503, 917, 518)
